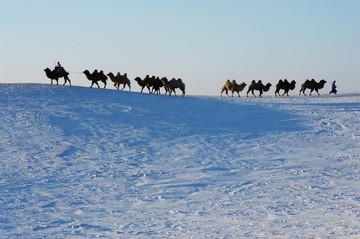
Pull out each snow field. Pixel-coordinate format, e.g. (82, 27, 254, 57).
(0, 84, 359, 238)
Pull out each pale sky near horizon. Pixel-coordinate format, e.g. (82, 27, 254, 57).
(1, 0, 359, 95)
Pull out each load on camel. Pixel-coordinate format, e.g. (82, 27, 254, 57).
(246, 80, 272, 97)
(275, 79, 296, 97)
(220, 79, 247, 97)
(299, 79, 327, 96)
(44, 67, 71, 86)
(83, 69, 108, 89)
(107, 72, 131, 91)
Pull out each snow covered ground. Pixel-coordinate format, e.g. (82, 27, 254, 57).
(0, 83, 359, 238)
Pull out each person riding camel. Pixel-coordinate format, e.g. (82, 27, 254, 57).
(55, 62, 63, 75)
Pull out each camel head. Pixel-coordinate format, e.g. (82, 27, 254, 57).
(107, 72, 115, 78)
(289, 80, 296, 90)
(318, 79, 327, 88)
(263, 83, 272, 92)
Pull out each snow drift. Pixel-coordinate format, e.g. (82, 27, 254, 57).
(0, 84, 359, 238)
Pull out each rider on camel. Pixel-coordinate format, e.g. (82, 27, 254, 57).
(55, 62, 63, 74)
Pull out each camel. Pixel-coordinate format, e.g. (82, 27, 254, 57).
(83, 69, 107, 89)
(220, 80, 232, 97)
(159, 77, 169, 95)
(165, 78, 185, 96)
(44, 67, 71, 86)
(143, 75, 156, 93)
(221, 80, 247, 97)
(134, 75, 167, 94)
(134, 76, 150, 93)
(247, 80, 272, 97)
(299, 79, 327, 96)
(229, 80, 247, 97)
(152, 77, 165, 94)
(275, 79, 296, 97)
(107, 72, 131, 91)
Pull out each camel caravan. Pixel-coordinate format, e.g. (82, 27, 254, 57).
(220, 78, 327, 97)
(44, 66, 186, 97)
(44, 65, 329, 98)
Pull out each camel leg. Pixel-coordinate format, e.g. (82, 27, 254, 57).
(103, 81, 107, 89)
(220, 88, 226, 96)
(252, 90, 256, 97)
(300, 89, 306, 96)
(64, 76, 71, 86)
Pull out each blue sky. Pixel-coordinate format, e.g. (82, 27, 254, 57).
(1, 0, 359, 95)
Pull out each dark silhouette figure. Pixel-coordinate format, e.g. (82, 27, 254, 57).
(44, 67, 71, 86)
(329, 81, 337, 94)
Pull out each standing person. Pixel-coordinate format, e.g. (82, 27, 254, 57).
(329, 81, 337, 94)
